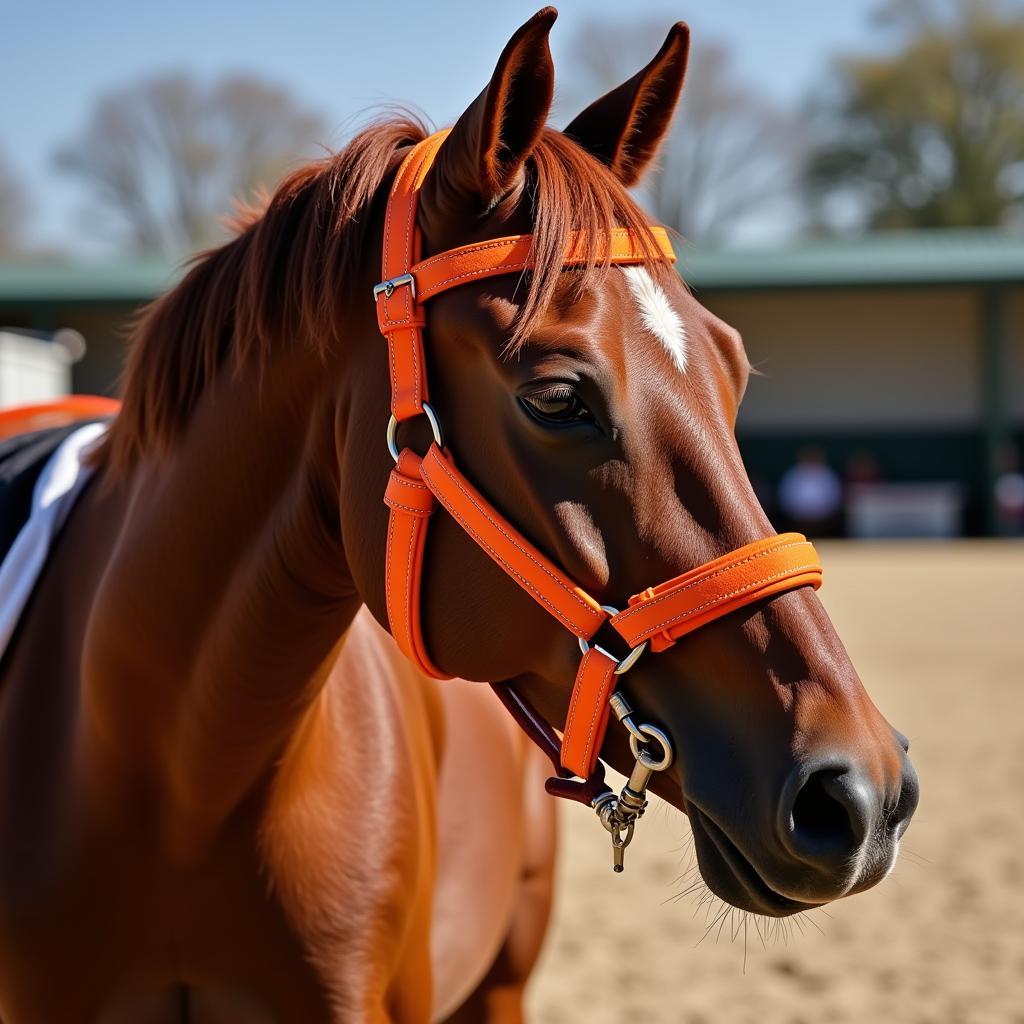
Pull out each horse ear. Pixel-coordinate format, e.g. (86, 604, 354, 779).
(421, 8, 557, 221)
(564, 22, 690, 187)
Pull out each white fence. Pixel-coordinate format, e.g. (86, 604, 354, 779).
(0, 330, 85, 407)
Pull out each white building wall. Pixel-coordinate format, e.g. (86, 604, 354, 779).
(704, 288, 983, 431)
(0, 332, 72, 406)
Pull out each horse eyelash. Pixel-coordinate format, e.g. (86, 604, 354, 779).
(528, 383, 577, 401)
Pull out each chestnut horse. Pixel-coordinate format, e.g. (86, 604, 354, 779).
(0, 10, 918, 1022)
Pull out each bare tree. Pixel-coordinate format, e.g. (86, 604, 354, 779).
(55, 74, 327, 257)
(0, 150, 29, 259)
(564, 21, 806, 244)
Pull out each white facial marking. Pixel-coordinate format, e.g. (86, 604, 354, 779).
(620, 265, 687, 373)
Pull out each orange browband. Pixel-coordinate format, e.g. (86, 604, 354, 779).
(377, 132, 823, 793)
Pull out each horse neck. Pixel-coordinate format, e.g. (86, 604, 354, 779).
(93, 333, 368, 856)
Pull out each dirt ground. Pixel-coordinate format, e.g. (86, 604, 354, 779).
(527, 542, 1024, 1024)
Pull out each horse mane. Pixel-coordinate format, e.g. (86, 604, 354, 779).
(99, 116, 671, 477)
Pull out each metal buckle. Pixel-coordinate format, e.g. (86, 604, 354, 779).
(578, 605, 647, 675)
(386, 402, 444, 463)
(373, 273, 416, 302)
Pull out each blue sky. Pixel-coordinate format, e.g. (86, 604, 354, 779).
(4, 0, 883, 254)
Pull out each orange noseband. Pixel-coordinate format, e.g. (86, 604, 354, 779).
(377, 132, 822, 797)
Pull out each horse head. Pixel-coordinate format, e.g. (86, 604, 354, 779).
(337, 8, 920, 918)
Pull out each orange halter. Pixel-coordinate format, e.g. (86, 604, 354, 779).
(376, 132, 824, 798)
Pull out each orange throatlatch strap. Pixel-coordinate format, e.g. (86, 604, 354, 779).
(376, 131, 824, 795)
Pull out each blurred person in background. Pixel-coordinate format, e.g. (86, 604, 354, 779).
(995, 442, 1024, 537)
(843, 448, 883, 535)
(844, 448, 882, 489)
(778, 445, 843, 538)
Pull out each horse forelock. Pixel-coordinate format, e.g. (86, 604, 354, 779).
(505, 128, 674, 351)
(99, 115, 430, 476)
(97, 118, 674, 477)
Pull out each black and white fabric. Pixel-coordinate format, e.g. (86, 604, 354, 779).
(0, 421, 109, 663)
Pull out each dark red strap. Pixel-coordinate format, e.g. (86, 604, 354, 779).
(490, 682, 611, 806)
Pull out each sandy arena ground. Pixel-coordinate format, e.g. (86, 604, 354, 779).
(527, 542, 1024, 1024)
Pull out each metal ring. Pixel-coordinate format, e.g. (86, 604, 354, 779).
(578, 606, 619, 656)
(386, 402, 444, 463)
(618, 714, 648, 746)
(628, 723, 673, 772)
(578, 606, 647, 676)
(613, 641, 647, 675)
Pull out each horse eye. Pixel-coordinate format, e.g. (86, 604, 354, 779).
(519, 386, 593, 426)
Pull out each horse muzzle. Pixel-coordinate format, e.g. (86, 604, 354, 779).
(685, 742, 919, 916)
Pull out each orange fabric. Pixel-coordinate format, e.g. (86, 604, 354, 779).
(614, 534, 822, 651)
(560, 647, 619, 779)
(418, 444, 607, 640)
(0, 396, 121, 441)
(384, 450, 451, 680)
(411, 226, 675, 304)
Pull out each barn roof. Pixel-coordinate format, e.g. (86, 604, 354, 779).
(1, 230, 1022, 305)
(679, 229, 1024, 291)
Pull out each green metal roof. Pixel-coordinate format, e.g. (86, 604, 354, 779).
(679, 230, 1024, 291)
(0, 261, 182, 304)
(1, 230, 1022, 304)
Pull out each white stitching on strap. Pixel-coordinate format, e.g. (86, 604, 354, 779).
(562, 651, 591, 767)
(577, 651, 615, 773)
(384, 497, 432, 515)
(421, 452, 602, 630)
(613, 541, 812, 627)
(420, 459, 600, 636)
(412, 226, 671, 277)
(626, 564, 822, 642)
(385, 507, 397, 633)
(416, 249, 659, 301)
(403, 504, 418, 657)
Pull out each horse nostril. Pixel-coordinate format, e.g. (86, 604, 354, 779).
(781, 763, 876, 867)
(892, 728, 911, 753)
(891, 755, 920, 837)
